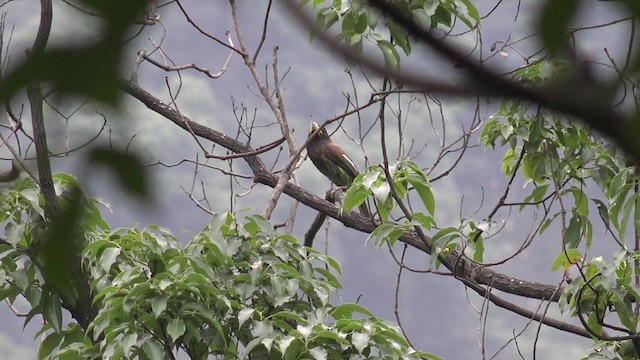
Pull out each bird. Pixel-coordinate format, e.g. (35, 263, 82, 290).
(307, 122, 370, 217)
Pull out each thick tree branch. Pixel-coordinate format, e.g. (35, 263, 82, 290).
(28, 0, 59, 220)
(26, 0, 97, 332)
(121, 80, 593, 340)
(121, 80, 563, 304)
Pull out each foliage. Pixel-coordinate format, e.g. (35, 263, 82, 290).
(0, 175, 432, 359)
(306, 0, 479, 69)
(308, 1, 640, 357)
(2, 0, 640, 358)
(479, 59, 640, 358)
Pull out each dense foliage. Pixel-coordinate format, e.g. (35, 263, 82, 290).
(0, 175, 434, 359)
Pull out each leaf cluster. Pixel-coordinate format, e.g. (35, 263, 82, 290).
(0, 176, 432, 359)
(481, 59, 640, 358)
(307, 0, 479, 70)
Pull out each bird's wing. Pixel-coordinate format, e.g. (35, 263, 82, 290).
(325, 143, 359, 179)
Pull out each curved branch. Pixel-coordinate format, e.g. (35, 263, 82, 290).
(121, 80, 564, 304)
(206, 136, 285, 160)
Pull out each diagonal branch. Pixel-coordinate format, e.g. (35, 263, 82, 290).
(121, 79, 563, 303)
(120, 79, 597, 339)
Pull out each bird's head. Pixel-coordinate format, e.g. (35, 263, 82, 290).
(308, 122, 330, 141)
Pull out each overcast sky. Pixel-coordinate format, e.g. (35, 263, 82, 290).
(0, 1, 633, 358)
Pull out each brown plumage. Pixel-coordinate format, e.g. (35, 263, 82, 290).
(307, 122, 370, 217)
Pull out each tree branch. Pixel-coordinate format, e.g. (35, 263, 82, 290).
(285, 0, 640, 166)
(27, 0, 59, 220)
(121, 80, 564, 304)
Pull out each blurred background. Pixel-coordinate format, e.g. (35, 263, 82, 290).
(0, 1, 633, 358)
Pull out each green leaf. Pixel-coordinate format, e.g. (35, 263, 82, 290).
(326, 256, 343, 276)
(432, 242, 459, 269)
(459, 0, 480, 23)
(607, 168, 630, 200)
(120, 333, 138, 356)
(243, 215, 275, 237)
(449, 1, 474, 29)
(540, 212, 560, 234)
(412, 180, 435, 215)
(238, 308, 255, 328)
(151, 296, 168, 318)
(386, 21, 411, 55)
(432, 6, 452, 28)
(332, 303, 374, 320)
(431, 227, 459, 245)
(21, 188, 44, 218)
(310, 346, 328, 360)
(88, 146, 148, 198)
(414, 351, 445, 360)
(1, 45, 123, 104)
(586, 311, 603, 336)
(565, 187, 589, 217)
(99, 246, 121, 272)
(565, 214, 582, 248)
(412, 212, 436, 230)
(351, 332, 369, 354)
(314, 329, 347, 343)
(371, 180, 390, 202)
(366, 223, 404, 248)
(618, 340, 639, 359)
(539, 0, 578, 53)
(413, 8, 433, 28)
(42, 292, 63, 334)
(324, 11, 338, 30)
(341, 11, 355, 32)
(142, 339, 164, 359)
(522, 153, 548, 181)
(354, 13, 368, 33)
(551, 248, 582, 271)
(251, 320, 273, 338)
(272, 311, 304, 324)
(618, 192, 636, 241)
(38, 332, 62, 360)
(522, 184, 549, 209)
(284, 339, 304, 359)
(343, 184, 369, 213)
(613, 298, 636, 331)
(473, 237, 484, 262)
(167, 318, 186, 343)
(315, 267, 341, 288)
(5, 223, 25, 247)
(377, 40, 400, 71)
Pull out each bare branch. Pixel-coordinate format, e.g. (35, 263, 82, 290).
(121, 79, 569, 309)
(175, 0, 242, 55)
(138, 31, 235, 79)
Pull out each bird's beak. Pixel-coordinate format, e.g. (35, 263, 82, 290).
(309, 122, 320, 137)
